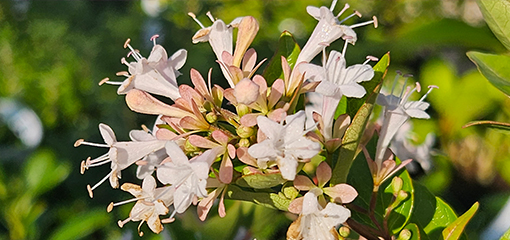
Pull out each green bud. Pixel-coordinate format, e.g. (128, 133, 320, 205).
(338, 226, 350, 238)
(239, 138, 251, 148)
(206, 112, 218, 123)
(397, 229, 411, 240)
(391, 176, 403, 195)
(237, 125, 254, 138)
(397, 190, 409, 202)
(184, 139, 199, 153)
(237, 104, 250, 117)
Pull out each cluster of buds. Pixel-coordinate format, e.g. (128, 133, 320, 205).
(75, 0, 435, 239)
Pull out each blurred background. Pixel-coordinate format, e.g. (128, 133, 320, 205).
(0, 0, 509, 239)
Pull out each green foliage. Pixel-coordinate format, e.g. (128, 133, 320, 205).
(262, 31, 300, 85)
(477, 0, 510, 51)
(442, 202, 479, 240)
(467, 51, 510, 97)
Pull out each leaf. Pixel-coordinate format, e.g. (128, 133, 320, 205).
(467, 51, 510, 97)
(225, 185, 291, 211)
(409, 183, 459, 240)
(262, 31, 300, 85)
(442, 202, 479, 240)
(477, 0, 510, 51)
(236, 172, 286, 189)
(463, 120, 510, 131)
(501, 227, 510, 240)
(331, 52, 390, 184)
(49, 209, 110, 240)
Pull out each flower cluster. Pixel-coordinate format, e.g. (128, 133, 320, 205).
(75, 1, 435, 239)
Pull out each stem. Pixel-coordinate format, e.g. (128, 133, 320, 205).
(345, 218, 381, 240)
(368, 190, 383, 232)
(346, 203, 368, 215)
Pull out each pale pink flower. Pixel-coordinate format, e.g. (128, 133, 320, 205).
(248, 111, 321, 181)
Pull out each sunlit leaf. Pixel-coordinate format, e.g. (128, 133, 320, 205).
(331, 52, 389, 184)
(236, 172, 286, 189)
(442, 202, 478, 240)
(477, 0, 510, 51)
(467, 51, 510, 97)
(262, 31, 300, 85)
(501, 226, 510, 240)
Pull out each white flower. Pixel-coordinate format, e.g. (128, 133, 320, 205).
(129, 128, 168, 179)
(288, 190, 351, 240)
(115, 176, 175, 235)
(75, 123, 166, 197)
(156, 141, 218, 214)
(295, 1, 377, 65)
(100, 36, 187, 101)
(390, 121, 435, 173)
(374, 75, 437, 169)
(300, 50, 375, 140)
(248, 111, 321, 180)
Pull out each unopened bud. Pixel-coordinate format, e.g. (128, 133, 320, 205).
(237, 104, 250, 117)
(391, 177, 403, 195)
(239, 138, 251, 148)
(206, 112, 218, 123)
(397, 229, 411, 240)
(184, 139, 199, 152)
(237, 125, 254, 138)
(397, 190, 408, 202)
(338, 226, 350, 237)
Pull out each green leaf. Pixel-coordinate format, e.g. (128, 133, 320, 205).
(262, 31, 300, 85)
(409, 183, 459, 240)
(442, 202, 478, 240)
(501, 227, 510, 240)
(236, 172, 286, 189)
(331, 52, 390, 184)
(403, 223, 421, 240)
(467, 51, 510, 97)
(225, 185, 291, 211)
(463, 120, 510, 131)
(477, 0, 510, 51)
(49, 209, 110, 240)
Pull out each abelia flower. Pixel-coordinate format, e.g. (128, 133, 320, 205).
(301, 49, 376, 141)
(114, 176, 174, 236)
(287, 188, 351, 240)
(295, 1, 377, 65)
(75, 123, 166, 197)
(248, 111, 321, 180)
(100, 35, 187, 101)
(156, 141, 219, 214)
(374, 73, 437, 170)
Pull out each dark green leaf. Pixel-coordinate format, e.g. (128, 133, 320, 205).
(409, 183, 459, 240)
(262, 31, 300, 85)
(467, 51, 510, 97)
(331, 52, 390, 184)
(477, 0, 510, 51)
